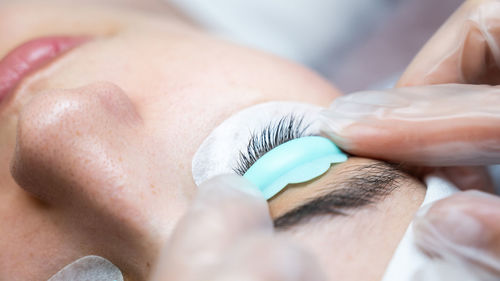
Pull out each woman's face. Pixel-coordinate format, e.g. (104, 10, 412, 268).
(0, 1, 426, 280)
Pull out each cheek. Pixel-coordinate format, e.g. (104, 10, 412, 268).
(11, 81, 186, 250)
(9, 81, 196, 279)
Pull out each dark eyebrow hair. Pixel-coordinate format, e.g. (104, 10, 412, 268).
(273, 162, 409, 229)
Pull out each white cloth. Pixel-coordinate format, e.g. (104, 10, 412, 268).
(47, 256, 123, 281)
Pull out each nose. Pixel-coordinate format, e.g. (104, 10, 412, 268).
(11, 82, 142, 204)
(10, 82, 158, 279)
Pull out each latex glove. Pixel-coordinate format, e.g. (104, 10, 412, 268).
(324, 0, 500, 166)
(412, 190, 500, 280)
(322, 84, 500, 279)
(322, 84, 500, 166)
(398, 0, 500, 87)
(150, 174, 325, 281)
(321, 2, 500, 279)
(322, 83, 498, 191)
(393, 0, 500, 191)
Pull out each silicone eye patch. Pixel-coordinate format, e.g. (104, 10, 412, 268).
(243, 136, 348, 199)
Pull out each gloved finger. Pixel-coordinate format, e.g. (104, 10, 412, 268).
(404, 166, 495, 193)
(211, 235, 326, 281)
(398, 0, 500, 86)
(150, 174, 273, 281)
(439, 166, 495, 193)
(413, 191, 500, 277)
(321, 84, 500, 166)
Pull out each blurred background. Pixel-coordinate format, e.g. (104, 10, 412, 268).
(168, 0, 463, 93)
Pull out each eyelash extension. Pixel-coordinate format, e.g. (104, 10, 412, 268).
(233, 114, 311, 175)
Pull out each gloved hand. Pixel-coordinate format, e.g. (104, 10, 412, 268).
(413, 190, 500, 280)
(322, 84, 500, 167)
(398, 0, 500, 87)
(323, 0, 500, 192)
(150, 174, 325, 281)
(322, 83, 499, 193)
(399, 0, 500, 193)
(322, 84, 500, 280)
(322, 1, 500, 279)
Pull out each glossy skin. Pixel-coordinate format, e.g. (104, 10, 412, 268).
(0, 1, 426, 280)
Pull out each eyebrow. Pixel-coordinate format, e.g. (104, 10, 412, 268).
(273, 162, 410, 229)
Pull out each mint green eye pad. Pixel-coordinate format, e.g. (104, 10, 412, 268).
(243, 136, 348, 199)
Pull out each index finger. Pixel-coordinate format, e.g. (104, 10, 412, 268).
(321, 84, 500, 166)
(151, 174, 272, 281)
(414, 191, 500, 275)
(398, 0, 500, 86)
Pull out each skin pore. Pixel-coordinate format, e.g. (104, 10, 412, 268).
(0, 1, 426, 281)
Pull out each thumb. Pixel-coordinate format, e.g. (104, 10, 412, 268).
(413, 191, 500, 278)
(398, 0, 500, 86)
(151, 174, 273, 281)
(322, 84, 500, 166)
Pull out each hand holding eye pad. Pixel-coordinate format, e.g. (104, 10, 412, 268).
(244, 136, 348, 199)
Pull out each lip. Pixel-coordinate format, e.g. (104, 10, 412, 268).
(0, 36, 90, 107)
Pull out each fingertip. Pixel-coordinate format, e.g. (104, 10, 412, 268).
(319, 110, 356, 142)
(198, 174, 264, 199)
(414, 191, 500, 256)
(319, 110, 376, 154)
(462, 189, 500, 200)
(191, 174, 273, 231)
(220, 236, 326, 281)
(440, 167, 496, 193)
